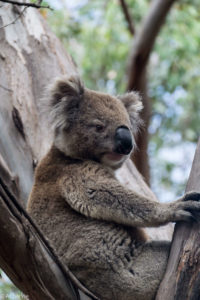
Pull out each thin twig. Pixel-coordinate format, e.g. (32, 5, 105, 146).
(0, 84, 13, 92)
(0, 6, 27, 29)
(0, 0, 52, 10)
(118, 0, 135, 35)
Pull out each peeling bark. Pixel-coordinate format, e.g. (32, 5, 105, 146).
(0, 2, 76, 202)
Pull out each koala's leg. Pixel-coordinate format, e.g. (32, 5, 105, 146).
(74, 240, 170, 300)
(122, 240, 170, 300)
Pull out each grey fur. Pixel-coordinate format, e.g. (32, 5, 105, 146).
(27, 76, 200, 300)
(118, 92, 143, 135)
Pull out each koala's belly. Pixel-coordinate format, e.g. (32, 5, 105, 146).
(35, 210, 145, 271)
(32, 209, 167, 300)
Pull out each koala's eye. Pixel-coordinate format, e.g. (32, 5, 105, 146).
(95, 124, 104, 132)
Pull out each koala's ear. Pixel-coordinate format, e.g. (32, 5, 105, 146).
(118, 92, 143, 135)
(46, 75, 84, 131)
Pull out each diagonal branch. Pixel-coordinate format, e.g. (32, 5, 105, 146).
(127, 0, 177, 90)
(0, 162, 98, 300)
(0, 6, 27, 30)
(127, 0, 177, 184)
(0, 0, 52, 9)
(118, 0, 134, 35)
(0, 0, 52, 29)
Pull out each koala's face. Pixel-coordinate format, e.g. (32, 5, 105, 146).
(48, 76, 143, 169)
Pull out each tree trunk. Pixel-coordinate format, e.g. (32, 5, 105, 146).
(0, 171, 95, 300)
(127, 0, 177, 184)
(0, 2, 76, 203)
(156, 139, 200, 300)
(0, 2, 172, 299)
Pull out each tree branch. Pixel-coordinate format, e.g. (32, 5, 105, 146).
(0, 83, 13, 92)
(0, 0, 53, 30)
(0, 6, 27, 29)
(118, 0, 134, 35)
(156, 139, 200, 300)
(0, 0, 52, 10)
(0, 162, 98, 300)
(127, 0, 177, 88)
(127, 0, 177, 183)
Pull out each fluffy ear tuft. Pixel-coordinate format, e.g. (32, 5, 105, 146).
(50, 75, 84, 106)
(118, 92, 143, 135)
(43, 75, 84, 132)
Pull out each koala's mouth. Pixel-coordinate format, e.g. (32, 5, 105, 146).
(104, 152, 126, 162)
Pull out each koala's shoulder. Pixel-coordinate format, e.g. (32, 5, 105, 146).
(28, 147, 81, 212)
(34, 147, 77, 184)
(35, 149, 114, 198)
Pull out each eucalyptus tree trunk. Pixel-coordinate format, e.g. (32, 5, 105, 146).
(0, 2, 172, 299)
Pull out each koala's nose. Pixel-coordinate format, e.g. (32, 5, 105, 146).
(114, 126, 133, 155)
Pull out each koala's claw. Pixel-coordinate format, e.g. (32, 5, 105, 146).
(183, 191, 200, 202)
(175, 210, 198, 223)
(169, 197, 200, 223)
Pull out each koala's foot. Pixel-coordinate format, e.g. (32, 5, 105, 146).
(168, 191, 200, 223)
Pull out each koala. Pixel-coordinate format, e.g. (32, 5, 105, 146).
(27, 75, 200, 300)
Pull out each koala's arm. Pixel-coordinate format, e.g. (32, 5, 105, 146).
(59, 163, 200, 227)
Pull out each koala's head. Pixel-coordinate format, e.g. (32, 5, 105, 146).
(46, 75, 143, 169)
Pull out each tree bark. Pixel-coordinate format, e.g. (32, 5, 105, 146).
(118, 0, 135, 35)
(127, 0, 177, 184)
(0, 2, 172, 299)
(0, 167, 97, 300)
(156, 139, 200, 300)
(0, 1, 76, 203)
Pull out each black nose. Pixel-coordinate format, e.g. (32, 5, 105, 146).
(114, 126, 133, 155)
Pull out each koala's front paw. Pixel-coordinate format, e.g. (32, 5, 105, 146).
(183, 191, 200, 202)
(169, 196, 200, 223)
